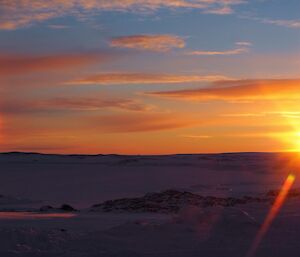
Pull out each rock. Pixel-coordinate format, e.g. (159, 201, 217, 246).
(60, 204, 77, 212)
(39, 205, 54, 212)
(267, 188, 300, 198)
(90, 189, 269, 214)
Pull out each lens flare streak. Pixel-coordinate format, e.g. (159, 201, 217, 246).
(246, 174, 296, 257)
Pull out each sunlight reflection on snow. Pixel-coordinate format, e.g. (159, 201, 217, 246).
(0, 212, 76, 220)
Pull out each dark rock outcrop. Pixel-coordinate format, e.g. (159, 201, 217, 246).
(39, 204, 77, 212)
(90, 189, 269, 214)
(39, 205, 54, 212)
(60, 204, 77, 212)
(266, 188, 300, 198)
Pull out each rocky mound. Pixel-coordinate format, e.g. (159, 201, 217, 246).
(267, 188, 300, 198)
(90, 190, 269, 213)
(39, 204, 77, 212)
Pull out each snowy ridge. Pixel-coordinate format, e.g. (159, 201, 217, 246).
(0, 151, 281, 166)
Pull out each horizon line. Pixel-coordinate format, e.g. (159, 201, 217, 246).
(0, 151, 287, 157)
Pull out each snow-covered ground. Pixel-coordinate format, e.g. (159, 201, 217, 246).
(0, 152, 299, 256)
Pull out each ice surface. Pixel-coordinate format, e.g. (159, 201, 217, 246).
(0, 152, 299, 256)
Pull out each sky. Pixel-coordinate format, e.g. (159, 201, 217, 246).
(1, 0, 300, 154)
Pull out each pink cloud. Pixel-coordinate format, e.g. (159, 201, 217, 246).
(110, 34, 185, 52)
(70, 72, 231, 85)
(0, 52, 111, 76)
(0, 0, 245, 30)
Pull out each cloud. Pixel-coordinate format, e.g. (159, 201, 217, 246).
(221, 111, 300, 119)
(180, 134, 213, 139)
(0, 0, 246, 30)
(187, 48, 247, 56)
(186, 42, 251, 56)
(110, 34, 185, 52)
(147, 79, 300, 101)
(89, 112, 293, 135)
(91, 112, 200, 133)
(261, 18, 300, 29)
(195, 125, 294, 138)
(240, 15, 300, 29)
(1, 97, 152, 114)
(69, 72, 232, 85)
(204, 6, 234, 15)
(178, 127, 292, 139)
(235, 41, 252, 46)
(0, 52, 111, 77)
(47, 24, 69, 29)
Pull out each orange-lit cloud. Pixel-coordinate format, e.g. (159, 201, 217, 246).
(221, 111, 300, 118)
(1, 111, 202, 154)
(0, 52, 111, 76)
(1, 106, 295, 154)
(91, 112, 200, 133)
(70, 72, 231, 85)
(200, 124, 293, 137)
(204, 6, 234, 15)
(180, 134, 213, 139)
(1, 97, 152, 113)
(147, 79, 300, 101)
(110, 34, 185, 52)
(0, 0, 244, 29)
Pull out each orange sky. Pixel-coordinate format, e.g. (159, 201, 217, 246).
(1, 1, 300, 154)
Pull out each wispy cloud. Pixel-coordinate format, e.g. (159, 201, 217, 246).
(147, 79, 300, 101)
(180, 134, 213, 139)
(261, 18, 300, 28)
(0, 52, 111, 76)
(221, 113, 266, 117)
(204, 6, 234, 15)
(235, 41, 252, 46)
(186, 41, 251, 56)
(91, 112, 200, 133)
(1, 97, 152, 113)
(47, 24, 69, 29)
(110, 34, 185, 52)
(221, 111, 300, 119)
(241, 15, 300, 29)
(0, 0, 246, 30)
(69, 72, 232, 85)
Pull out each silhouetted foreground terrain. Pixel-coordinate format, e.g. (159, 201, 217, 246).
(0, 152, 299, 256)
